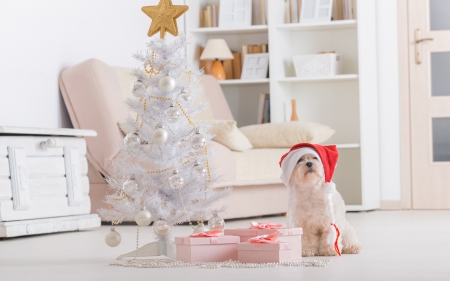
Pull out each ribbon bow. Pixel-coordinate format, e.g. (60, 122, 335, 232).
(189, 229, 224, 238)
(249, 221, 283, 229)
(248, 232, 280, 244)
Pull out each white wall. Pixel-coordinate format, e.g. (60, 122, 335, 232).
(0, 0, 184, 128)
(376, 0, 402, 201)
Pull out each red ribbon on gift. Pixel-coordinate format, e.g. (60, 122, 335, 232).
(248, 232, 280, 244)
(189, 229, 224, 238)
(249, 221, 283, 229)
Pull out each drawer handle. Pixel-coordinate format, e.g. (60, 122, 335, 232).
(40, 138, 63, 149)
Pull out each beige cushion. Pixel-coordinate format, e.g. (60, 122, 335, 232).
(239, 121, 335, 148)
(205, 120, 252, 152)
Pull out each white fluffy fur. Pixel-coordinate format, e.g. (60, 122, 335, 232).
(287, 153, 362, 256)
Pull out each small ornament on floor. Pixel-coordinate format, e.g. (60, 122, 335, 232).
(105, 227, 121, 247)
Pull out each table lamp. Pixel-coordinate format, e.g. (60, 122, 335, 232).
(200, 39, 234, 80)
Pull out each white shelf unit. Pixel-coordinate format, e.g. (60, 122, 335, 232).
(185, 0, 270, 127)
(185, 0, 380, 211)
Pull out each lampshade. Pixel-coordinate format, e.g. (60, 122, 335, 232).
(200, 39, 233, 61)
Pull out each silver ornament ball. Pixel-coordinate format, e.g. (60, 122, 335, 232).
(130, 80, 146, 97)
(153, 220, 170, 236)
(192, 163, 207, 179)
(168, 170, 184, 189)
(135, 207, 152, 227)
(124, 133, 141, 150)
(193, 222, 210, 234)
(179, 89, 191, 102)
(105, 227, 121, 247)
(152, 127, 168, 145)
(165, 105, 180, 123)
(192, 132, 206, 150)
(208, 214, 225, 230)
(159, 75, 176, 93)
(123, 178, 138, 196)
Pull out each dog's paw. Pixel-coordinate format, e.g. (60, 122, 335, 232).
(318, 246, 338, 257)
(302, 249, 317, 257)
(342, 243, 362, 254)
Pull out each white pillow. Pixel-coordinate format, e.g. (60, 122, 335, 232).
(239, 122, 335, 148)
(206, 120, 252, 152)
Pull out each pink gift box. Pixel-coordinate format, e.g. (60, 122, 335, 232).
(225, 227, 303, 260)
(237, 242, 291, 263)
(174, 235, 240, 262)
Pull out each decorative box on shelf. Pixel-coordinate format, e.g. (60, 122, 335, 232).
(293, 53, 343, 77)
(237, 242, 291, 263)
(174, 235, 240, 262)
(225, 227, 303, 260)
(0, 126, 101, 238)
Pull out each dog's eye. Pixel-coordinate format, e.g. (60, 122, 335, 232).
(313, 157, 318, 160)
(297, 158, 304, 163)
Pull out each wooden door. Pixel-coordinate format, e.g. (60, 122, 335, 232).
(409, 0, 450, 208)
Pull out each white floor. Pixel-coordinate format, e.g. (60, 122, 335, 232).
(1, 210, 450, 281)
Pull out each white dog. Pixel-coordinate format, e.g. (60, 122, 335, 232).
(280, 144, 361, 257)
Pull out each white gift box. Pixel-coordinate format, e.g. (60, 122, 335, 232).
(293, 53, 343, 77)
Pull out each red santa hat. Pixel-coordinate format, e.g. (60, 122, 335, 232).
(279, 143, 341, 256)
(279, 143, 339, 190)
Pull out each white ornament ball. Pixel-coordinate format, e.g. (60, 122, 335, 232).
(208, 214, 225, 230)
(153, 220, 170, 236)
(192, 133, 206, 150)
(130, 80, 146, 97)
(123, 178, 138, 196)
(193, 222, 210, 234)
(135, 208, 152, 227)
(168, 171, 184, 189)
(152, 127, 168, 145)
(192, 163, 207, 179)
(159, 75, 176, 93)
(124, 133, 141, 150)
(164, 105, 180, 123)
(105, 227, 121, 247)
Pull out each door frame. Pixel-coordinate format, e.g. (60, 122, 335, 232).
(397, 0, 412, 209)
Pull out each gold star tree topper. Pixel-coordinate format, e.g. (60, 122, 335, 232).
(142, 0, 189, 39)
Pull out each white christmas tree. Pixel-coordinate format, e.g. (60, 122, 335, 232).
(98, 2, 231, 256)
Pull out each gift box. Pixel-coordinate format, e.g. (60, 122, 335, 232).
(237, 242, 291, 263)
(225, 227, 303, 260)
(174, 235, 240, 262)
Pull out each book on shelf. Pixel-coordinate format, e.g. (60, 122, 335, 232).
(223, 59, 233, 80)
(252, 0, 268, 25)
(257, 93, 270, 124)
(232, 52, 242, 79)
(284, 0, 356, 24)
(199, 3, 220, 28)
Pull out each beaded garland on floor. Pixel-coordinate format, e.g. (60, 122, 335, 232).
(110, 259, 332, 269)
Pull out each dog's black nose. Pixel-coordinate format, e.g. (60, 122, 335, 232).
(306, 162, 313, 168)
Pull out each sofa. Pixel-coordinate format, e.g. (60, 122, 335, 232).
(59, 58, 289, 219)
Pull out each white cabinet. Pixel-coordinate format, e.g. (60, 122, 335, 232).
(0, 126, 101, 237)
(185, 0, 380, 211)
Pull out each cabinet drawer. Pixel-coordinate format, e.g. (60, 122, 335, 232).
(0, 176, 90, 199)
(0, 136, 86, 157)
(0, 195, 91, 221)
